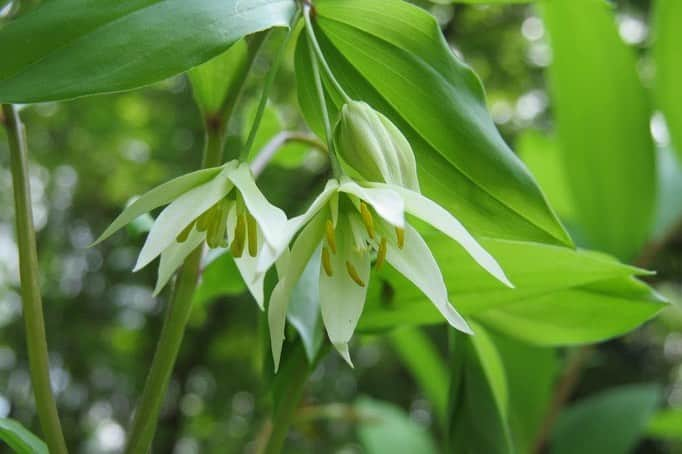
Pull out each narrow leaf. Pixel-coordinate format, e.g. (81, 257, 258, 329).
(0, 418, 48, 454)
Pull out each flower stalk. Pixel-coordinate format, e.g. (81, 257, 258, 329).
(123, 33, 268, 454)
(2, 104, 68, 454)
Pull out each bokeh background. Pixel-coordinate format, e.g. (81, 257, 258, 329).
(1, 0, 681, 452)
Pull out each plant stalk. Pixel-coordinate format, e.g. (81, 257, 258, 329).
(2, 104, 68, 454)
(124, 34, 268, 453)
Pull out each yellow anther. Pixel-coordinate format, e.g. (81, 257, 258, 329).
(196, 207, 214, 232)
(395, 227, 405, 249)
(231, 212, 246, 257)
(360, 202, 375, 239)
(325, 219, 337, 253)
(176, 221, 195, 243)
(322, 247, 333, 277)
(247, 212, 258, 257)
(375, 237, 387, 270)
(345, 261, 365, 287)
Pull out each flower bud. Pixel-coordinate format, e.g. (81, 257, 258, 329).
(333, 100, 420, 192)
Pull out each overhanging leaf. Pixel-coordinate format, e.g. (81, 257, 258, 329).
(0, 0, 296, 102)
(296, 0, 571, 246)
(542, 0, 656, 260)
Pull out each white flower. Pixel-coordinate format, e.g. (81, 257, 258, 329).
(263, 177, 512, 370)
(93, 160, 288, 306)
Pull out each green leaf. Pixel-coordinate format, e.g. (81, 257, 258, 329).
(0, 418, 48, 454)
(0, 0, 296, 103)
(542, 0, 656, 259)
(359, 233, 665, 345)
(551, 384, 661, 454)
(654, 0, 682, 160)
(296, 0, 571, 246)
(389, 328, 449, 424)
(189, 40, 249, 115)
(647, 408, 682, 441)
(653, 147, 682, 239)
(357, 397, 439, 454)
(516, 130, 574, 221)
(495, 335, 557, 454)
(448, 325, 514, 453)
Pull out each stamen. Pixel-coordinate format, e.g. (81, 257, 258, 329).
(395, 227, 405, 249)
(345, 261, 365, 287)
(247, 212, 258, 257)
(360, 202, 375, 239)
(322, 247, 333, 276)
(231, 212, 246, 257)
(325, 219, 337, 253)
(196, 207, 214, 232)
(375, 237, 387, 270)
(207, 201, 229, 249)
(176, 221, 195, 243)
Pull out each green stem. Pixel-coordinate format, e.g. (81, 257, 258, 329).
(242, 11, 301, 161)
(305, 23, 343, 178)
(303, 5, 351, 103)
(2, 104, 68, 454)
(123, 35, 268, 454)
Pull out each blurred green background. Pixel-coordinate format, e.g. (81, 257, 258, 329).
(1, 0, 681, 453)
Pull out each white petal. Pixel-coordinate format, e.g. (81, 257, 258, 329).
(269, 212, 326, 372)
(227, 163, 288, 248)
(92, 166, 224, 246)
(386, 225, 473, 334)
(257, 179, 339, 274)
(376, 184, 512, 288)
(339, 180, 405, 228)
(134, 172, 233, 271)
(319, 218, 370, 367)
(233, 227, 267, 309)
(154, 228, 206, 296)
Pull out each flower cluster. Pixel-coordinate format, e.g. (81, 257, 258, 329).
(96, 101, 512, 370)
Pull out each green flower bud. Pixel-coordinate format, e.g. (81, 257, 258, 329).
(333, 100, 420, 192)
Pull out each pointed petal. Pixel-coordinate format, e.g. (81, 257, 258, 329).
(339, 180, 405, 228)
(92, 166, 224, 245)
(269, 212, 326, 371)
(319, 218, 370, 365)
(334, 343, 354, 368)
(386, 225, 473, 334)
(377, 184, 512, 287)
(227, 163, 288, 248)
(257, 179, 339, 274)
(154, 228, 206, 296)
(233, 227, 267, 309)
(134, 172, 233, 271)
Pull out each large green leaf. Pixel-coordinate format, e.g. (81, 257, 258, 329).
(359, 232, 665, 345)
(448, 325, 514, 453)
(551, 384, 660, 454)
(542, 0, 656, 260)
(295, 0, 571, 246)
(654, 0, 682, 160)
(0, 418, 48, 454)
(357, 398, 439, 454)
(0, 0, 296, 102)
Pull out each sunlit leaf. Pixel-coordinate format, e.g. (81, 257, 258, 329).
(647, 408, 682, 441)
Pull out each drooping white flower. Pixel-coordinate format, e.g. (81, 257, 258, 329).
(264, 177, 512, 370)
(93, 160, 288, 306)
